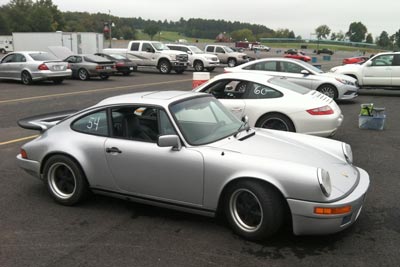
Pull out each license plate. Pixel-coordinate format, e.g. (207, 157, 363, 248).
(53, 65, 62, 71)
(129, 67, 133, 70)
(105, 66, 111, 69)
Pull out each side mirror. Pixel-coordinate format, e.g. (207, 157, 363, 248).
(301, 69, 310, 75)
(157, 135, 182, 151)
(241, 115, 249, 124)
(365, 61, 372, 66)
(187, 50, 193, 55)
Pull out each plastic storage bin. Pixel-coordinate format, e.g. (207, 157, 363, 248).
(359, 114, 386, 130)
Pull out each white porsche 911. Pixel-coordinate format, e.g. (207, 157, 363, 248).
(194, 73, 343, 137)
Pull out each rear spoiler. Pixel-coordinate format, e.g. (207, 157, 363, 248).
(17, 110, 78, 131)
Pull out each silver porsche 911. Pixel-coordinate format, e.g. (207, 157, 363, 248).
(16, 91, 369, 241)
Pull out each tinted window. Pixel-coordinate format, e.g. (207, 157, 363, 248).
(206, 46, 214, 52)
(244, 61, 277, 71)
(244, 82, 283, 99)
(13, 54, 26, 62)
(130, 42, 140, 51)
(1, 54, 15, 63)
(371, 54, 394, 66)
(71, 110, 108, 136)
(142, 43, 154, 52)
(280, 62, 303, 73)
(269, 77, 310, 94)
(216, 47, 224, 53)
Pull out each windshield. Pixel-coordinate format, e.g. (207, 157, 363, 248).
(170, 96, 242, 145)
(224, 47, 234, 53)
(269, 77, 310, 94)
(296, 60, 324, 74)
(29, 52, 58, 61)
(189, 46, 204, 54)
(152, 42, 170, 51)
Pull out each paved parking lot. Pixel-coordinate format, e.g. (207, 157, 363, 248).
(1, 66, 399, 266)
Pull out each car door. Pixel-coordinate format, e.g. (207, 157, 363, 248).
(139, 42, 156, 66)
(215, 46, 228, 64)
(278, 61, 313, 88)
(390, 54, 400, 86)
(104, 106, 204, 206)
(65, 56, 79, 76)
(0, 53, 25, 79)
(0, 53, 16, 78)
(362, 54, 393, 86)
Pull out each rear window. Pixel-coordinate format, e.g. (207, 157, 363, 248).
(29, 52, 58, 61)
(269, 77, 310, 95)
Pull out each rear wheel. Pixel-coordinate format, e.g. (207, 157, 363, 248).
(256, 113, 295, 132)
(227, 58, 237, 67)
(224, 180, 284, 241)
(317, 84, 338, 100)
(100, 74, 109, 80)
(78, 68, 89, 81)
(158, 60, 171, 74)
(0, 48, 6, 54)
(21, 71, 33, 85)
(122, 71, 131, 76)
(43, 155, 89, 206)
(193, 60, 204, 72)
(206, 67, 215, 72)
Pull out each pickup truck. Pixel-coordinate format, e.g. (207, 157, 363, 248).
(103, 41, 189, 74)
(205, 45, 249, 67)
(330, 52, 400, 87)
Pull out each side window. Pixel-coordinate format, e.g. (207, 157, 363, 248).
(246, 83, 283, 99)
(392, 54, 400, 66)
(71, 110, 108, 136)
(280, 62, 303, 73)
(14, 54, 26, 62)
(66, 56, 76, 63)
(111, 106, 160, 142)
(159, 110, 177, 135)
(130, 42, 140, 51)
(371, 55, 394, 66)
(141, 43, 154, 52)
(206, 46, 214, 52)
(216, 47, 224, 53)
(252, 61, 277, 71)
(1, 54, 15, 63)
(76, 56, 82, 63)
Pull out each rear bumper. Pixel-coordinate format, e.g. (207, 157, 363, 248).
(16, 154, 41, 180)
(288, 167, 369, 235)
(31, 70, 72, 81)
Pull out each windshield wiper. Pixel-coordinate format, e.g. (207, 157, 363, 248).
(234, 120, 251, 138)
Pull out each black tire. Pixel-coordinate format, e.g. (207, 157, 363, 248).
(78, 68, 89, 81)
(100, 74, 109, 80)
(174, 68, 185, 74)
(158, 59, 171, 74)
(43, 155, 89, 206)
(53, 78, 64, 84)
(21, 71, 33, 85)
(317, 84, 338, 100)
(122, 71, 131, 76)
(193, 60, 204, 72)
(223, 180, 284, 241)
(0, 48, 6, 54)
(206, 67, 215, 72)
(227, 58, 237, 67)
(256, 113, 295, 132)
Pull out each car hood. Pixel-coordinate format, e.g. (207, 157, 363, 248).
(211, 129, 358, 194)
(319, 71, 358, 82)
(162, 50, 187, 56)
(330, 63, 362, 73)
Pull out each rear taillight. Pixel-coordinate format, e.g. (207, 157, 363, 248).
(116, 61, 125, 67)
(96, 65, 103, 70)
(38, 63, 49, 70)
(67, 63, 71, 69)
(20, 149, 28, 159)
(306, 105, 334, 115)
(223, 69, 231, 73)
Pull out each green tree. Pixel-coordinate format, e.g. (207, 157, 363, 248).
(377, 31, 390, 47)
(395, 29, 400, 49)
(0, 11, 11, 34)
(230, 28, 255, 42)
(143, 23, 160, 40)
(315, 25, 331, 39)
(346, 22, 367, 42)
(365, 33, 373, 44)
(330, 33, 337, 40)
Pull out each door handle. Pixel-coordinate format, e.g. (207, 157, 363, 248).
(106, 147, 122, 154)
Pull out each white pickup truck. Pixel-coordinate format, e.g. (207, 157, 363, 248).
(103, 40, 189, 74)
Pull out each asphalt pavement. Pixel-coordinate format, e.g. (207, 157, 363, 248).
(0, 66, 399, 267)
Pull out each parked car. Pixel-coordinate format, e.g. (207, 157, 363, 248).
(316, 48, 334, 55)
(0, 51, 71, 85)
(194, 73, 343, 137)
(166, 44, 220, 72)
(284, 49, 298, 55)
(205, 45, 250, 67)
(330, 52, 400, 87)
(284, 51, 311, 62)
(342, 56, 369, 65)
(230, 47, 245, 53)
(251, 44, 270, 51)
(95, 53, 137, 75)
(224, 58, 359, 100)
(64, 54, 116, 81)
(17, 91, 369, 241)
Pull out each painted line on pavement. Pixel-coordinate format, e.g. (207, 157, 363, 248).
(0, 79, 192, 105)
(0, 135, 39, 146)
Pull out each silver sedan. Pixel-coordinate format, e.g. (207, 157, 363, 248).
(16, 91, 369, 241)
(0, 51, 71, 85)
(225, 58, 359, 100)
(64, 54, 116, 81)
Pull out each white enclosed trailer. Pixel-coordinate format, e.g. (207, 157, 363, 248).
(0, 35, 14, 54)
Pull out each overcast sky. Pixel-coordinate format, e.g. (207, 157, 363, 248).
(1, 0, 398, 38)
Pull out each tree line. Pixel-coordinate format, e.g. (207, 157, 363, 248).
(1, 0, 398, 49)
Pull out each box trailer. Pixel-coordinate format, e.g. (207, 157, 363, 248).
(12, 32, 104, 58)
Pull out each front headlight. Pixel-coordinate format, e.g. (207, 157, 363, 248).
(342, 143, 353, 164)
(318, 168, 332, 197)
(335, 78, 354, 85)
(169, 55, 176, 60)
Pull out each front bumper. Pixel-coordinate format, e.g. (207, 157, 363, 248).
(287, 167, 369, 235)
(16, 154, 41, 180)
(338, 84, 359, 100)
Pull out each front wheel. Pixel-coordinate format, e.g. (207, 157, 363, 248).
(227, 58, 237, 67)
(193, 60, 204, 72)
(43, 155, 89, 206)
(0, 48, 6, 54)
(224, 180, 284, 241)
(78, 68, 89, 81)
(158, 60, 172, 74)
(21, 71, 33, 85)
(317, 84, 338, 100)
(256, 113, 295, 132)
